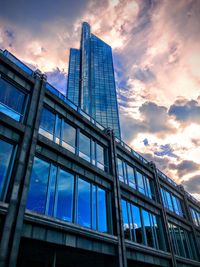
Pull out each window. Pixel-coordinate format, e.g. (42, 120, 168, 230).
(0, 77, 27, 122)
(77, 178, 91, 228)
(79, 132, 91, 162)
(121, 199, 166, 251)
(168, 223, 198, 260)
(117, 158, 155, 200)
(190, 207, 200, 227)
(26, 157, 50, 214)
(39, 107, 108, 172)
(27, 157, 109, 233)
(55, 169, 74, 222)
(161, 188, 183, 217)
(62, 121, 76, 153)
(39, 108, 56, 141)
(0, 139, 15, 201)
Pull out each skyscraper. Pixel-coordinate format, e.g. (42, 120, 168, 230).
(67, 22, 121, 138)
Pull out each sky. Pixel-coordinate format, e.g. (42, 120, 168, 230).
(0, 0, 200, 200)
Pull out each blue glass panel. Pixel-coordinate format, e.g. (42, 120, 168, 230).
(165, 191, 174, 212)
(26, 157, 50, 214)
(0, 139, 13, 200)
(39, 108, 56, 140)
(121, 199, 131, 240)
(97, 187, 107, 232)
(92, 185, 97, 230)
(0, 78, 25, 121)
(136, 171, 145, 195)
(126, 164, 136, 189)
(62, 121, 76, 153)
(77, 178, 91, 228)
(96, 143, 104, 170)
(55, 169, 74, 222)
(79, 132, 90, 162)
(47, 165, 57, 216)
(131, 204, 143, 244)
(142, 210, 154, 247)
(117, 158, 124, 182)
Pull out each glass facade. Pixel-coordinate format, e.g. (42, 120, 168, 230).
(39, 107, 108, 171)
(190, 207, 200, 227)
(0, 139, 15, 201)
(121, 199, 166, 251)
(161, 188, 183, 217)
(27, 156, 109, 233)
(168, 223, 198, 260)
(67, 48, 80, 106)
(117, 158, 155, 200)
(66, 22, 121, 138)
(0, 77, 26, 122)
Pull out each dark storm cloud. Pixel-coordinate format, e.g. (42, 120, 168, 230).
(168, 97, 200, 124)
(169, 160, 199, 177)
(121, 101, 176, 142)
(0, 0, 88, 32)
(183, 175, 200, 194)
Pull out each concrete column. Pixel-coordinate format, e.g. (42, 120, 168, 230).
(0, 71, 46, 267)
(105, 129, 127, 267)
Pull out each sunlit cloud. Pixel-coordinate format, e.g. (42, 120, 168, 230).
(0, 0, 200, 199)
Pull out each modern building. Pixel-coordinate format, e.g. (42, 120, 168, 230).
(67, 22, 121, 138)
(0, 50, 200, 267)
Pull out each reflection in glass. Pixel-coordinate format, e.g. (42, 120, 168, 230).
(0, 139, 14, 201)
(132, 205, 143, 244)
(136, 171, 145, 195)
(62, 121, 76, 153)
(55, 169, 74, 222)
(96, 143, 104, 170)
(142, 210, 154, 247)
(77, 179, 91, 227)
(26, 157, 50, 213)
(117, 158, 124, 182)
(39, 108, 56, 140)
(0, 78, 26, 121)
(47, 165, 57, 216)
(121, 199, 131, 240)
(79, 132, 90, 162)
(127, 164, 136, 189)
(98, 187, 107, 232)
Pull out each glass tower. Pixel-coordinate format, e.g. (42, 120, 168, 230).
(67, 22, 121, 138)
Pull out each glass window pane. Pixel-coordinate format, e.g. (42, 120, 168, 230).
(144, 177, 152, 199)
(131, 205, 143, 244)
(77, 178, 91, 228)
(55, 169, 74, 222)
(98, 187, 107, 232)
(26, 157, 50, 214)
(0, 78, 25, 121)
(126, 164, 136, 189)
(62, 121, 76, 153)
(96, 143, 104, 170)
(117, 158, 124, 182)
(39, 108, 56, 141)
(165, 191, 174, 212)
(55, 117, 61, 145)
(136, 171, 145, 195)
(46, 165, 57, 216)
(79, 132, 90, 162)
(142, 210, 154, 247)
(121, 199, 131, 240)
(92, 185, 97, 230)
(0, 139, 14, 200)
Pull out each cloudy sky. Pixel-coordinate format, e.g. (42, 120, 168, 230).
(0, 0, 200, 200)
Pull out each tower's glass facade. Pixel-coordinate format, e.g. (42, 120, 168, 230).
(67, 22, 121, 138)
